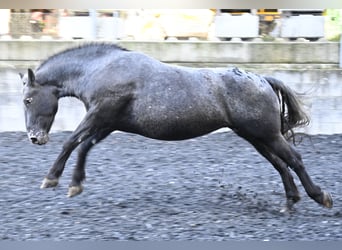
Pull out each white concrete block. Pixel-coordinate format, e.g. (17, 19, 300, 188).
(280, 15, 325, 38)
(0, 9, 10, 35)
(97, 17, 124, 40)
(58, 17, 94, 39)
(214, 14, 259, 38)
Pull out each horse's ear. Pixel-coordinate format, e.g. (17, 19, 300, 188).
(27, 68, 35, 87)
(19, 72, 24, 79)
(28, 68, 35, 82)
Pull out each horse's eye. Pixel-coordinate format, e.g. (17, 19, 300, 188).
(24, 97, 33, 105)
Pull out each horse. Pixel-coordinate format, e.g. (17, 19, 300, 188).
(20, 43, 332, 211)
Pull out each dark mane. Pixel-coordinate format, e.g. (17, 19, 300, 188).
(37, 43, 129, 70)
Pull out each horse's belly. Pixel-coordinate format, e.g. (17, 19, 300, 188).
(121, 111, 225, 141)
(142, 122, 223, 140)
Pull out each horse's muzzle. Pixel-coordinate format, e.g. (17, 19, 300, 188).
(27, 131, 49, 145)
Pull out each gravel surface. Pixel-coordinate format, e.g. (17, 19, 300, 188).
(0, 131, 341, 240)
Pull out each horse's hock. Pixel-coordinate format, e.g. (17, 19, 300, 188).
(0, 40, 342, 134)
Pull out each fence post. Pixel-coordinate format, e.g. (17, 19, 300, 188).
(89, 9, 97, 40)
(340, 33, 342, 68)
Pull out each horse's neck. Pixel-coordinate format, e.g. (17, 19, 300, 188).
(38, 66, 85, 100)
(58, 80, 82, 99)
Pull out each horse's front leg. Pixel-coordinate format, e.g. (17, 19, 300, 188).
(40, 133, 91, 190)
(40, 110, 101, 190)
(40, 139, 76, 189)
(68, 129, 112, 197)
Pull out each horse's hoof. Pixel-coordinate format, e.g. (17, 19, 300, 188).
(280, 207, 289, 213)
(67, 185, 83, 198)
(280, 205, 296, 214)
(280, 197, 299, 213)
(322, 191, 333, 208)
(40, 177, 59, 189)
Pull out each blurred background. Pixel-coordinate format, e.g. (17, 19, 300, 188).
(0, 9, 341, 41)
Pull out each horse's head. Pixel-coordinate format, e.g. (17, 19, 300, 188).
(20, 69, 58, 145)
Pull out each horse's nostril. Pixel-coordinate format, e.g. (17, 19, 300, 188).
(30, 137, 38, 144)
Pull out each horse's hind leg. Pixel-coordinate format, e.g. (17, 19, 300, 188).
(264, 135, 333, 208)
(247, 140, 301, 211)
(68, 129, 112, 197)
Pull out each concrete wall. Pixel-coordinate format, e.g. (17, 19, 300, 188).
(0, 40, 341, 134)
(121, 41, 340, 65)
(0, 40, 340, 66)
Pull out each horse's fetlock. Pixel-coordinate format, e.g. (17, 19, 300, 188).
(287, 193, 301, 204)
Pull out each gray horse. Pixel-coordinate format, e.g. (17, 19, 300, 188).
(20, 43, 332, 211)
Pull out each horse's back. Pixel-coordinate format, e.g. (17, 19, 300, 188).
(87, 51, 281, 139)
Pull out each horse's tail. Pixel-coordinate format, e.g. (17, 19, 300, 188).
(264, 76, 310, 140)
